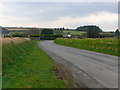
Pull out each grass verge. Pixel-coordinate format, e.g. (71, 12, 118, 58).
(3, 40, 66, 88)
(3, 40, 82, 88)
(52, 61, 83, 88)
(54, 38, 118, 56)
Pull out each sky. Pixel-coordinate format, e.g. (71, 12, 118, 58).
(0, 1, 118, 31)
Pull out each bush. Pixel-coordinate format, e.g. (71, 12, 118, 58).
(87, 27, 101, 38)
(41, 29, 53, 35)
(12, 34, 27, 37)
(30, 34, 47, 37)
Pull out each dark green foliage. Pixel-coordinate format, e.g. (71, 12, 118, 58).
(76, 25, 102, 32)
(12, 34, 27, 37)
(63, 27, 65, 30)
(55, 27, 65, 30)
(29, 34, 62, 40)
(41, 29, 53, 35)
(60, 28, 63, 30)
(40, 35, 62, 40)
(87, 26, 101, 38)
(30, 34, 47, 37)
(115, 29, 120, 36)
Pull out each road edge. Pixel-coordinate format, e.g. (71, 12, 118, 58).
(38, 41, 107, 88)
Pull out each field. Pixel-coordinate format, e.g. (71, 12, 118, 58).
(2, 37, 30, 44)
(7, 29, 31, 31)
(63, 31, 115, 36)
(9, 31, 25, 34)
(63, 31, 86, 35)
(54, 38, 118, 56)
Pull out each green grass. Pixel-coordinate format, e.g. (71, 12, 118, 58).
(2, 41, 32, 66)
(54, 38, 118, 56)
(3, 40, 66, 88)
(63, 31, 86, 35)
(63, 31, 115, 36)
(9, 31, 25, 34)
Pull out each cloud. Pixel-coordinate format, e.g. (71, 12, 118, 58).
(34, 11, 117, 31)
(0, 2, 118, 31)
(0, 0, 119, 2)
(0, 9, 117, 31)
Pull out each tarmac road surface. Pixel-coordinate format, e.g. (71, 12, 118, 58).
(38, 41, 118, 88)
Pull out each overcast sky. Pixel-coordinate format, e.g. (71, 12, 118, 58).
(0, 2, 118, 31)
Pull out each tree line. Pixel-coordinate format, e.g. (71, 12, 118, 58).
(3, 25, 120, 39)
(76, 25, 119, 38)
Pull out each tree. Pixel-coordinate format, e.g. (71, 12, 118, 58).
(60, 28, 63, 30)
(67, 32, 70, 34)
(63, 27, 65, 30)
(76, 25, 102, 32)
(115, 29, 120, 36)
(87, 26, 101, 38)
(41, 29, 53, 35)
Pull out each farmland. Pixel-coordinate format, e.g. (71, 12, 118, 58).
(7, 29, 30, 31)
(63, 31, 86, 35)
(2, 37, 30, 44)
(9, 31, 25, 34)
(1, 27, 119, 88)
(54, 38, 118, 56)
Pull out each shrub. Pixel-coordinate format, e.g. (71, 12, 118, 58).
(41, 29, 53, 35)
(87, 27, 101, 38)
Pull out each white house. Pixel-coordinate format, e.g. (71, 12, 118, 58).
(63, 34, 72, 38)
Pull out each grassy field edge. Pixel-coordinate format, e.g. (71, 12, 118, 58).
(3, 39, 81, 88)
(54, 38, 118, 56)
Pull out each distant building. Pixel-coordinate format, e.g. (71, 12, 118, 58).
(63, 34, 72, 38)
(0, 27, 10, 37)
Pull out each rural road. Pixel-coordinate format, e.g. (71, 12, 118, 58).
(38, 41, 118, 88)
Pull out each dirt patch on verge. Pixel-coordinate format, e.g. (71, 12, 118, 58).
(52, 61, 85, 89)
